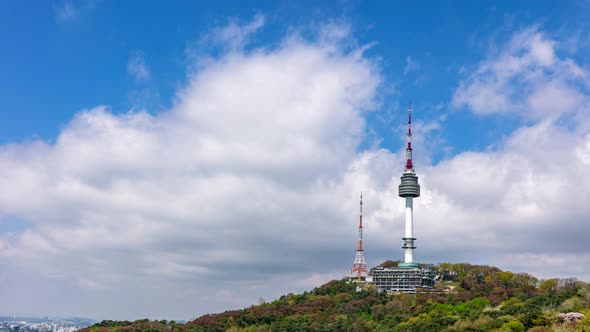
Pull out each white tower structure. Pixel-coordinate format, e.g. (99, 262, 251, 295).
(370, 101, 436, 293)
(398, 101, 420, 264)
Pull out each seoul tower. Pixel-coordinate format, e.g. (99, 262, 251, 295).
(399, 101, 420, 264)
(350, 194, 368, 281)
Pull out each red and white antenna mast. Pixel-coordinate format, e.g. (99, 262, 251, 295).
(405, 100, 414, 171)
(350, 193, 368, 281)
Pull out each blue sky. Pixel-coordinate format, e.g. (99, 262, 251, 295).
(3, 1, 588, 150)
(2, 0, 590, 320)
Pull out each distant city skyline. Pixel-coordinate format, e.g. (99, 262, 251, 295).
(0, 315, 94, 332)
(1, 0, 590, 320)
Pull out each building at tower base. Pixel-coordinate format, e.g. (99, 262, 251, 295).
(371, 263, 435, 293)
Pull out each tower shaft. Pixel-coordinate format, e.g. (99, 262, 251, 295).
(403, 197, 415, 263)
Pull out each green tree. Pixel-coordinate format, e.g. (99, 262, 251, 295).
(502, 319, 525, 332)
(539, 279, 558, 293)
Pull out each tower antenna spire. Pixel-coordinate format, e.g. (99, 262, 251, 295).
(405, 100, 414, 171)
(358, 193, 363, 251)
(350, 193, 368, 282)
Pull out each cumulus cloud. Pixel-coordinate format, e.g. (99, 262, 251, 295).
(127, 53, 151, 81)
(435, 25, 590, 279)
(452, 26, 590, 119)
(1, 19, 590, 321)
(0, 19, 382, 319)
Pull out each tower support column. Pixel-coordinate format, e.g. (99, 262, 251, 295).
(404, 197, 414, 263)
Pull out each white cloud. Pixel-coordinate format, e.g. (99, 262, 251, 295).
(404, 56, 419, 75)
(440, 25, 590, 279)
(452, 26, 590, 119)
(206, 14, 265, 51)
(127, 53, 151, 81)
(0, 21, 381, 319)
(2, 20, 590, 321)
(55, 2, 78, 23)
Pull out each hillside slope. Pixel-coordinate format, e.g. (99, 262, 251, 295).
(79, 263, 590, 332)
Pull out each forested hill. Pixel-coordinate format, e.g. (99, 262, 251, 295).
(80, 263, 590, 332)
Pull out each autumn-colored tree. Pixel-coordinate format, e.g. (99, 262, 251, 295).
(79, 264, 590, 332)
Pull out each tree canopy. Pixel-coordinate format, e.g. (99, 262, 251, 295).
(80, 263, 590, 332)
